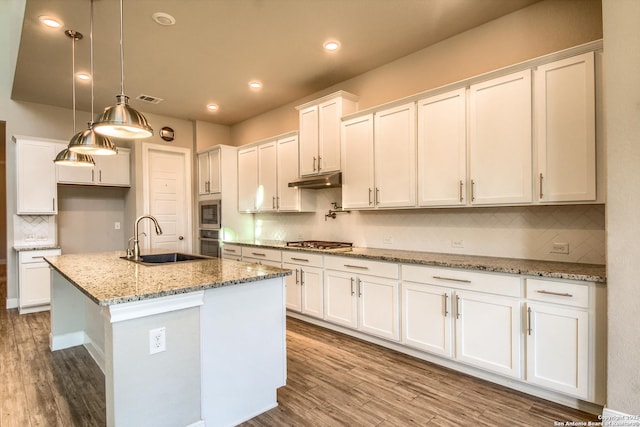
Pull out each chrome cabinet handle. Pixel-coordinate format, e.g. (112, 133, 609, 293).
(527, 306, 532, 336)
(444, 293, 449, 317)
(433, 275, 471, 284)
(456, 295, 461, 319)
(291, 257, 310, 262)
(301, 269, 305, 286)
(350, 277, 355, 296)
(539, 173, 544, 199)
(52, 198, 55, 211)
(91, 169, 95, 182)
(318, 156, 322, 171)
(295, 268, 299, 285)
(251, 252, 266, 257)
(368, 188, 372, 205)
(375, 188, 380, 205)
(99, 170, 102, 182)
(313, 156, 317, 172)
(459, 180, 464, 202)
(471, 179, 476, 202)
(536, 290, 573, 298)
(344, 264, 369, 270)
(272, 196, 276, 209)
(224, 248, 237, 253)
(32, 256, 45, 260)
(276, 196, 280, 209)
(357, 277, 362, 297)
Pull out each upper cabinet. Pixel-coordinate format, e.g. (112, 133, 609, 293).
(15, 136, 58, 215)
(198, 148, 221, 195)
(417, 88, 467, 207)
(296, 91, 358, 176)
(56, 146, 131, 187)
(341, 114, 375, 209)
(469, 69, 532, 205)
(535, 52, 596, 203)
(277, 134, 314, 212)
(237, 146, 259, 212)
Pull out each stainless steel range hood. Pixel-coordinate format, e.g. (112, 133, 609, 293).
(288, 172, 342, 189)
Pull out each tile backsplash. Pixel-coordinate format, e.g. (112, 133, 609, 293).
(13, 214, 56, 246)
(253, 188, 605, 264)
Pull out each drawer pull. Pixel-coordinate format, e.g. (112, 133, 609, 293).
(32, 256, 45, 260)
(291, 257, 310, 263)
(433, 275, 471, 284)
(224, 248, 237, 253)
(455, 295, 461, 319)
(536, 290, 573, 298)
(357, 277, 362, 297)
(251, 252, 267, 257)
(443, 293, 449, 317)
(527, 306, 532, 336)
(344, 264, 369, 270)
(350, 277, 355, 296)
(295, 268, 299, 285)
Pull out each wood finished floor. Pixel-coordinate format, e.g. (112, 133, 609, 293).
(1, 265, 598, 426)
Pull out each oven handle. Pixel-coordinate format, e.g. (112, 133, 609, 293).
(199, 237, 220, 242)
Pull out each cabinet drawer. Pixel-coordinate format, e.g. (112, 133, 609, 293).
(19, 249, 61, 264)
(325, 255, 398, 279)
(282, 251, 323, 267)
(401, 264, 521, 298)
(241, 246, 282, 263)
(525, 278, 589, 308)
(221, 244, 242, 257)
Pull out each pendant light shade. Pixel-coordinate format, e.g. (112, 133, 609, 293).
(69, 122, 118, 155)
(54, 148, 96, 167)
(93, 0, 152, 139)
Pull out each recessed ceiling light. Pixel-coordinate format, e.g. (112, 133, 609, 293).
(76, 73, 91, 81)
(324, 40, 340, 51)
(206, 104, 219, 112)
(249, 81, 262, 90)
(152, 12, 176, 26)
(39, 16, 63, 28)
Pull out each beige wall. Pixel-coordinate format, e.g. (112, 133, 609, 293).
(230, 0, 603, 147)
(603, 0, 640, 417)
(195, 121, 232, 151)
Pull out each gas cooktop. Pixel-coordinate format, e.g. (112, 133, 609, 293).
(285, 240, 353, 251)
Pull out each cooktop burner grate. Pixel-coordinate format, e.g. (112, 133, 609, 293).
(285, 240, 353, 251)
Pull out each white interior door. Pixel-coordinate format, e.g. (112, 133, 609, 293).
(143, 145, 192, 253)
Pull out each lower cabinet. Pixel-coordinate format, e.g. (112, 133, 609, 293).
(283, 252, 324, 318)
(240, 246, 282, 268)
(324, 256, 400, 341)
(221, 243, 241, 261)
(18, 249, 61, 314)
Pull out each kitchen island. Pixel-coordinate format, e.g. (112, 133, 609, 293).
(45, 251, 291, 427)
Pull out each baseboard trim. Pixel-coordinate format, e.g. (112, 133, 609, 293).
(50, 331, 86, 351)
(602, 408, 640, 426)
(5, 298, 18, 309)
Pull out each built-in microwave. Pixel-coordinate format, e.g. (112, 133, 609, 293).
(199, 199, 221, 229)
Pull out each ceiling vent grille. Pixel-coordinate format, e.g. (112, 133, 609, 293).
(136, 94, 163, 104)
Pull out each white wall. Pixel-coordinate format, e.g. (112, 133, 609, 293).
(602, 0, 640, 417)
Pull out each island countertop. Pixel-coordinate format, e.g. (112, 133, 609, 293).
(44, 251, 291, 306)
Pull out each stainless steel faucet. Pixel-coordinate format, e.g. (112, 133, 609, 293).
(128, 215, 163, 261)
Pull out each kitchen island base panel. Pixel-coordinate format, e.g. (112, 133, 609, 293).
(49, 269, 286, 427)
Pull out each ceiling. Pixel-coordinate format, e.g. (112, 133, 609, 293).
(12, 0, 540, 126)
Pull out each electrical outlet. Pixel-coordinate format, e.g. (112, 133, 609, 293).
(551, 242, 570, 254)
(149, 327, 166, 355)
(451, 239, 464, 248)
(383, 236, 393, 245)
(114, 222, 121, 230)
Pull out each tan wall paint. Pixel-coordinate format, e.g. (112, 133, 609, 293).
(603, 0, 640, 417)
(230, 0, 602, 147)
(195, 121, 232, 151)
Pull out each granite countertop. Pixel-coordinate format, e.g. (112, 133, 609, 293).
(225, 240, 606, 283)
(44, 250, 291, 306)
(14, 244, 61, 252)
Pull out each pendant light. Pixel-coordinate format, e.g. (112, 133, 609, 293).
(54, 30, 95, 168)
(93, 0, 153, 139)
(68, 0, 117, 155)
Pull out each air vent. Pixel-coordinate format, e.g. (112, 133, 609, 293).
(136, 94, 163, 104)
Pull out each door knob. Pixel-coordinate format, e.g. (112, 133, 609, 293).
(178, 236, 184, 240)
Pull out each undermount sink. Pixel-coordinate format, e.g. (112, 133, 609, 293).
(121, 252, 210, 265)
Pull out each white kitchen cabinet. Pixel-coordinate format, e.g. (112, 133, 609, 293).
(525, 278, 591, 399)
(240, 246, 282, 268)
(221, 243, 242, 261)
(237, 146, 258, 212)
(341, 114, 375, 209)
(258, 141, 278, 212)
(198, 148, 221, 195)
(417, 88, 467, 206)
(276, 134, 314, 212)
(18, 249, 61, 314)
(283, 252, 324, 316)
(57, 147, 131, 187)
(469, 69, 532, 205)
(324, 256, 400, 341)
(297, 91, 358, 176)
(374, 102, 417, 208)
(401, 281, 453, 357)
(535, 52, 596, 203)
(15, 136, 58, 214)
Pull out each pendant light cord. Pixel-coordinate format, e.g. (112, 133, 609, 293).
(90, 0, 95, 119)
(119, 0, 125, 95)
(71, 32, 77, 134)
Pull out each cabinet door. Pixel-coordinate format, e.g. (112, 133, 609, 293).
(374, 102, 417, 208)
(283, 263, 302, 312)
(417, 89, 467, 206)
(19, 262, 52, 308)
(317, 98, 342, 173)
(198, 152, 210, 195)
(208, 149, 221, 193)
(526, 302, 589, 398)
(469, 70, 532, 205)
(258, 141, 277, 211)
(16, 139, 57, 214)
(402, 282, 453, 357)
(358, 275, 400, 341)
(237, 147, 258, 212)
(341, 114, 375, 209)
(299, 105, 319, 176)
(277, 135, 300, 211)
(300, 266, 324, 319)
(56, 143, 95, 184)
(323, 269, 357, 327)
(97, 149, 130, 186)
(535, 52, 596, 202)
(455, 290, 521, 378)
